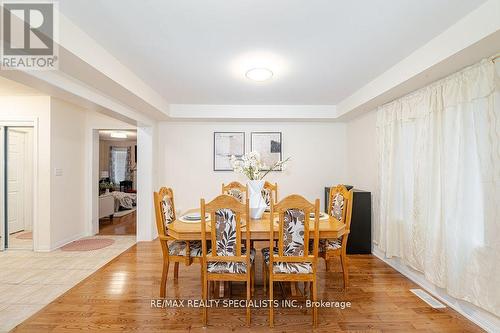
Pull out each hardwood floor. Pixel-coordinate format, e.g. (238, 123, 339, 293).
(12, 240, 484, 332)
(98, 210, 136, 235)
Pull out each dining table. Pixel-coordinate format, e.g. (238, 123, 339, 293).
(167, 209, 346, 241)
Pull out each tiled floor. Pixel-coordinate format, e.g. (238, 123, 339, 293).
(7, 234, 33, 250)
(0, 235, 136, 332)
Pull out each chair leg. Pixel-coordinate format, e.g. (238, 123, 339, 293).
(246, 273, 251, 327)
(269, 277, 274, 328)
(202, 275, 208, 326)
(262, 260, 267, 292)
(174, 262, 179, 280)
(160, 259, 169, 298)
(251, 265, 255, 296)
(291, 282, 298, 296)
(224, 281, 232, 298)
(325, 258, 330, 272)
(303, 282, 309, 297)
(312, 279, 318, 328)
(214, 281, 220, 298)
(340, 252, 349, 289)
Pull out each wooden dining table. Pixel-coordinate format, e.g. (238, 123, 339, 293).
(167, 209, 346, 240)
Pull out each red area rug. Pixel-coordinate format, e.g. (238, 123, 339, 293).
(15, 231, 33, 239)
(61, 238, 115, 251)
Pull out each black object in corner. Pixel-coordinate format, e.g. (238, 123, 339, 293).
(324, 186, 372, 254)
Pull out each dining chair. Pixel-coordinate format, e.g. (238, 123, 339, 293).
(153, 187, 205, 297)
(319, 184, 353, 289)
(258, 181, 279, 249)
(221, 181, 248, 203)
(262, 194, 320, 328)
(200, 194, 255, 327)
(262, 181, 278, 210)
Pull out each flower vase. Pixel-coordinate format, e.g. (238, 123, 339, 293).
(247, 180, 266, 219)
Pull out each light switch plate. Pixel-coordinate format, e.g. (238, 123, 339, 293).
(55, 168, 63, 176)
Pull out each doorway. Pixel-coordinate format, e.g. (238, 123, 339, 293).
(1, 126, 34, 250)
(97, 130, 137, 236)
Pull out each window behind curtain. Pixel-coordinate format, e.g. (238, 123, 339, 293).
(110, 147, 129, 185)
(375, 59, 499, 316)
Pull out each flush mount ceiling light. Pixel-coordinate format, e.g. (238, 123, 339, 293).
(245, 68, 273, 81)
(110, 131, 127, 139)
(231, 51, 286, 82)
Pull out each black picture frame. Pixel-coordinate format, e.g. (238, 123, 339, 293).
(213, 132, 245, 171)
(250, 132, 283, 171)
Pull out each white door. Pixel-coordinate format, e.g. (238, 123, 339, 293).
(7, 129, 26, 234)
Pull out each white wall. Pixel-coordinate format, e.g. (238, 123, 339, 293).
(84, 110, 137, 236)
(159, 121, 347, 213)
(0, 96, 94, 250)
(50, 98, 87, 249)
(137, 124, 158, 241)
(345, 110, 378, 244)
(0, 96, 51, 250)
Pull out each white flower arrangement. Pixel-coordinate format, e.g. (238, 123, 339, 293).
(230, 151, 290, 180)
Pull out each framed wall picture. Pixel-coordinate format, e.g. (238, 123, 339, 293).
(213, 132, 245, 171)
(250, 132, 283, 171)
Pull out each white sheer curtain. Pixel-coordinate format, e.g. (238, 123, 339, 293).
(376, 59, 500, 316)
(109, 146, 132, 185)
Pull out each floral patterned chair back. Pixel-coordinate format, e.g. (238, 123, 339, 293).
(328, 185, 353, 231)
(261, 181, 278, 210)
(221, 181, 248, 203)
(154, 187, 176, 237)
(319, 185, 354, 252)
(269, 194, 320, 274)
(201, 194, 251, 274)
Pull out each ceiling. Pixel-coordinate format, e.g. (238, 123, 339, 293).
(59, 0, 486, 105)
(0, 77, 42, 96)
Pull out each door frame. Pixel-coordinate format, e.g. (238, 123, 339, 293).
(7, 128, 28, 236)
(0, 119, 38, 250)
(87, 127, 139, 237)
(0, 126, 4, 251)
(86, 125, 155, 241)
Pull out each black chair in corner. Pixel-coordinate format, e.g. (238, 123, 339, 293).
(120, 180, 133, 192)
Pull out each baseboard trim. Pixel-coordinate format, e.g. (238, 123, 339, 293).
(372, 247, 500, 333)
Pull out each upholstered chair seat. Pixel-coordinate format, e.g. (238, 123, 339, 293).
(261, 247, 312, 274)
(168, 240, 206, 257)
(308, 238, 343, 253)
(207, 247, 256, 273)
(320, 238, 342, 251)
